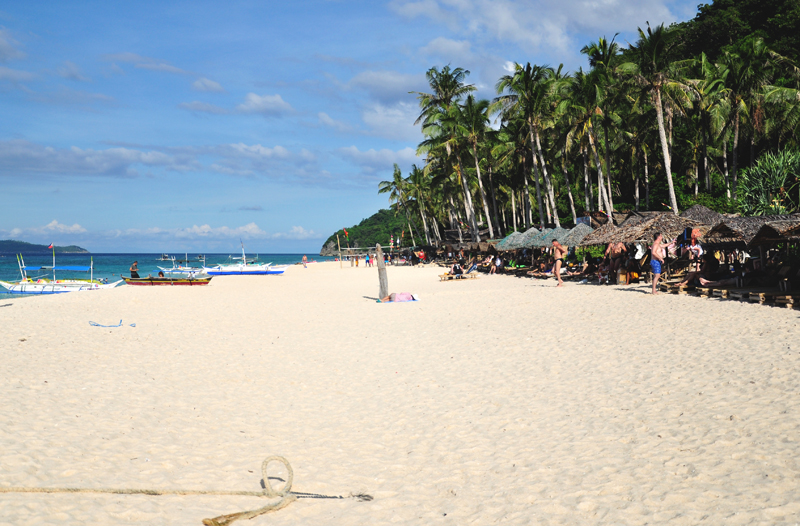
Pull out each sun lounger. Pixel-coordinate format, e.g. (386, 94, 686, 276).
(439, 273, 478, 282)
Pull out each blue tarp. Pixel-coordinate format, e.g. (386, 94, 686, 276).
(23, 265, 91, 272)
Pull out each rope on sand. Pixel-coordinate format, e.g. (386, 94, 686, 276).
(0, 456, 344, 526)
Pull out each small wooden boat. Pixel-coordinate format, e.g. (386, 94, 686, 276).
(123, 275, 212, 286)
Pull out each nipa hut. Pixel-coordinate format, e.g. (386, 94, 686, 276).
(679, 204, 724, 226)
(701, 214, 800, 249)
(615, 215, 707, 244)
(749, 220, 800, 247)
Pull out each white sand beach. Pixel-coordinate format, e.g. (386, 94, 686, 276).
(2, 262, 800, 525)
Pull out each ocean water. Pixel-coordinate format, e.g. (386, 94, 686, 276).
(0, 253, 335, 298)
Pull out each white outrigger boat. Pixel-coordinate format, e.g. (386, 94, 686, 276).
(158, 253, 208, 277)
(0, 254, 122, 295)
(202, 245, 286, 276)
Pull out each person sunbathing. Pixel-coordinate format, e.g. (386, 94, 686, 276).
(380, 292, 417, 302)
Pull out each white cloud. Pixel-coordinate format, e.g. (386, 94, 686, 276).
(192, 77, 224, 92)
(42, 220, 86, 234)
(103, 52, 191, 75)
(0, 65, 35, 82)
(360, 101, 422, 141)
(272, 226, 320, 240)
(236, 93, 293, 116)
(0, 140, 197, 177)
(179, 101, 228, 114)
(318, 112, 351, 132)
(176, 222, 267, 239)
(420, 37, 472, 62)
(391, 0, 678, 59)
(348, 70, 425, 104)
(338, 145, 420, 174)
(0, 28, 26, 62)
(57, 61, 90, 82)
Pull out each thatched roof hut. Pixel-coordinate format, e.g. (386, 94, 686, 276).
(578, 222, 618, 246)
(496, 232, 522, 250)
(679, 204, 724, 225)
(563, 223, 594, 246)
(615, 215, 707, 244)
(535, 227, 570, 247)
(701, 214, 800, 248)
(523, 228, 552, 248)
(515, 227, 541, 248)
(749, 220, 800, 246)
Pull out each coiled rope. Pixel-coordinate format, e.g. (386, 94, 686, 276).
(0, 456, 339, 526)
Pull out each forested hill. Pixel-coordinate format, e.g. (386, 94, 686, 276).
(0, 240, 89, 253)
(320, 209, 409, 255)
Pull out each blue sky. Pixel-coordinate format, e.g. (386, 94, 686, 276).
(0, 0, 699, 252)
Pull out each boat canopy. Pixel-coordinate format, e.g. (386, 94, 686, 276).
(24, 265, 92, 272)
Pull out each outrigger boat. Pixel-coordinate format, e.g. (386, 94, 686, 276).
(202, 244, 286, 275)
(158, 253, 207, 276)
(123, 275, 212, 286)
(0, 254, 122, 295)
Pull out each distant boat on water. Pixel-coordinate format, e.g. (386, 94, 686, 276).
(202, 244, 286, 275)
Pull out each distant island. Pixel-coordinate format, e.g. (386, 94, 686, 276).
(0, 240, 89, 253)
(320, 209, 409, 255)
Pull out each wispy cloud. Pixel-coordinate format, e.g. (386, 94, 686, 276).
(1, 219, 87, 238)
(236, 93, 293, 116)
(103, 52, 192, 75)
(318, 112, 351, 132)
(0, 28, 26, 62)
(179, 100, 228, 114)
(337, 145, 420, 175)
(238, 205, 263, 211)
(0, 65, 35, 82)
(57, 61, 90, 82)
(192, 77, 224, 92)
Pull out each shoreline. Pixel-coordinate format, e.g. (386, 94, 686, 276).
(2, 262, 799, 524)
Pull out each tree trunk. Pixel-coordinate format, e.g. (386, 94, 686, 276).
(418, 204, 431, 245)
(732, 111, 739, 200)
(454, 151, 480, 241)
(703, 127, 710, 192)
(582, 144, 592, 212)
(471, 143, 494, 238)
(634, 146, 640, 211)
(527, 121, 546, 227)
(693, 163, 698, 196)
(654, 88, 679, 214)
(561, 144, 577, 224)
(487, 164, 501, 237)
(544, 191, 552, 225)
(603, 122, 614, 210)
(723, 140, 731, 199)
(534, 127, 560, 228)
(511, 190, 518, 232)
(644, 148, 650, 210)
(587, 122, 611, 213)
(449, 195, 463, 243)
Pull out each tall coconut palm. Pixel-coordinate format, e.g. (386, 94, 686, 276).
(378, 164, 416, 245)
(411, 65, 476, 126)
(620, 23, 692, 214)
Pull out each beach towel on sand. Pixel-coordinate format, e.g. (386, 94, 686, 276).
(377, 293, 419, 303)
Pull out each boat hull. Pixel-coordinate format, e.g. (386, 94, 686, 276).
(203, 265, 285, 275)
(123, 277, 212, 286)
(0, 280, 123, 295)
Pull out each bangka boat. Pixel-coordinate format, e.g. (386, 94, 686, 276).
(158, 253, 207, 276)
(202, 245, 286, 275)
(0, 254, 122, 295)
(157, 254, 173, 261)
(123, 275, 212, 286)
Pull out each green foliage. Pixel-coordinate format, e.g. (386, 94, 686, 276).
(736, 150, 800, 215)
(0, 240, 88, 253)
(575, 246, 605, 261)
(322, 209, 411, 252)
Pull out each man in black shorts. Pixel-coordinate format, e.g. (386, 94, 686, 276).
(130, 261, 140, 279)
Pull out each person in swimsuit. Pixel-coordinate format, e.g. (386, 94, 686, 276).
(302, 254, 308, 268)
(605, 241, 627, 282)
(551, 239, 567, 287)
(650, 233, 675, 295)
(130, 261, 140, 279)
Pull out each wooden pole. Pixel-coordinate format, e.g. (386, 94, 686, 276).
(376, 244, 388, 299)
(336, 235, 342, 269)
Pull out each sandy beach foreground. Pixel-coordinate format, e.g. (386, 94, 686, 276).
(1, 261, 799, 525)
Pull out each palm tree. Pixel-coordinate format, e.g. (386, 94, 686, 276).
(621, 23, 692, 214)
(378, 164, 416, 245)
(411, 65, 476, 126)
(459, 95, 496, 238)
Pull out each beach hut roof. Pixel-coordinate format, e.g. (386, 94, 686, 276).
(578, 222, 618, 246)
(680, 204, 724, 225)
(748, 220, 800, 246)
(701, 214, 800, 248)
(496, 231, 523, 250)
(515, 227, 541, 248)
(523, 228, 552, 248)
(614, 214, 707, 244)
(563, 223, 594, 246)
(535, 227, 570, 247)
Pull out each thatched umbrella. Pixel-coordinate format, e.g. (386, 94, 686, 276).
(496, 231, 523, 251)
(523, 228, 552, 248)
(749, 220, 800, 246)
(515, 227, 541, 248)
(578, 222, 618, 246)
(563, 223, 594, 246)
(536, 227, 570, 247)
(680, 204, 724, 225)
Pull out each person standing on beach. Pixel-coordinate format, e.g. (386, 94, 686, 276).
(302, 255, 308, 268)
(650, 233, 674, 295)
(129, 261, 140, 279)
(365, 253, 370, 267)
(551, 239, 567, 287)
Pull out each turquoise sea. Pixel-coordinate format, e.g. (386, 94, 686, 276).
(0, 252, 335, 298)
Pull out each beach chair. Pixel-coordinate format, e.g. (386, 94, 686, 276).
(439, 273, 478, 282)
